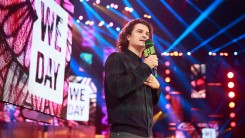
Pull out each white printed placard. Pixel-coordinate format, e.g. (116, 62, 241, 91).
(28, 0, 68, 104)
(67, 81, 90, 121)
(202, 128, 216, 138)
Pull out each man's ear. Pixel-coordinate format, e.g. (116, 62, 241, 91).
(127, 35, 130, 41)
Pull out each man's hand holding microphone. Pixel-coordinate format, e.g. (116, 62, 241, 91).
(143, 39, 160, 89)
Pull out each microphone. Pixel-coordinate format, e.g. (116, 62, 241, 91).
(144, 39, 157, 78)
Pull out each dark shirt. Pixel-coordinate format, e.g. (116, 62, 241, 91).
(104, 50, 161, 137)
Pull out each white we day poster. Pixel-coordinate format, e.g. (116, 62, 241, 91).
(28, 0, 68, 104)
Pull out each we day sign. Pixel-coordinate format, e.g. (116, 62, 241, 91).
(28, 0, 68, 104)
(67, 78, 91, 121)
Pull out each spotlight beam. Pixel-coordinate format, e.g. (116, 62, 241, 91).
(212, 34, 245, 53)
(74, 20, 116, 61)
(237, 49, 245, 54)
(191, 14, 245, 53)
(136, 0, 176, 41)
(166, 1, 223, 52)
(92, 26, 118, 60)
(81, 1, 118, 36)
(70, 57, 85, 76)
(109, 8, 131, 21)
(154, 35, 171, 48)
(187, 0, 245, 51)
(81, 1, 97, 20)
(82, 1, 104, 21)
(160, 1, 213, 52)
(74, 22, 113, 61)
(95, 26, 117, 40)
(93, 4, 129, 25)
(123, 1, 140, 18)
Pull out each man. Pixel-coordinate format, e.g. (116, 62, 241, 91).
(104, 18, 161, 138)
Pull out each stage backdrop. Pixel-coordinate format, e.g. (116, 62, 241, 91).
(0, 0, 98, 122)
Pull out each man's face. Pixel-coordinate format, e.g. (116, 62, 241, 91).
(127, 23, 150, 48)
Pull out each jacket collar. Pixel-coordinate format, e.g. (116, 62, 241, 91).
(124, 49, 142, 62)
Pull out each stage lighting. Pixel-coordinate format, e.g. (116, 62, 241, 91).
(165, 86, 171, 92)
(79, 16, 83, 20)
(165, 61, 170, 67)
(228, 82, 234, 88)
(109, 22, 113, 27)
(228, 91, 235, 98)
(230, 121, 236, 127)
(229, 112, 235, 118)
(124, 7, 133, 12)
(80, 52, 93, 65)
(85, 20, 89, 25)
(129, 8, 133, 12)
(165, 94, 170, 100)
(173, 51, 178, 56)
(114, 4, 118, 9)
(220, 52, 228, 56)
(89, 21, 94, 26)
(98, 21, 104, 27)
(229, 102, 235, 108)
(227, 72, 234, 79)
(226, 70, 236, 130)
(116, 27, 120, 31)
(178, 53, 183, 56)
(166, 103, 170, 109)
(165, 77, 171, 83)
(110, 3, 114, 8)
(95, 0, 100, 4)
(165, 69, 170, 75)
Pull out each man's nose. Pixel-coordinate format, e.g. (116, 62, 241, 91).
(142, 34, 148, 39)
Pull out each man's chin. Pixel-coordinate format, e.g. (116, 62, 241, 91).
(139, 44, 145, 47)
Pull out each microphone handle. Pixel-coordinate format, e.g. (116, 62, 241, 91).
(153, 66, 157, 78)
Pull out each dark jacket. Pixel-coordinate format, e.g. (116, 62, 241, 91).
(104, 50, 161, 137)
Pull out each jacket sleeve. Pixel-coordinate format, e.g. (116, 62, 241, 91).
(105, 53, 152, 99)
(151, 87, 161, 106)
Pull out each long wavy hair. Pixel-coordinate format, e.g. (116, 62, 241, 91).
(116, 18, 153, 52)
